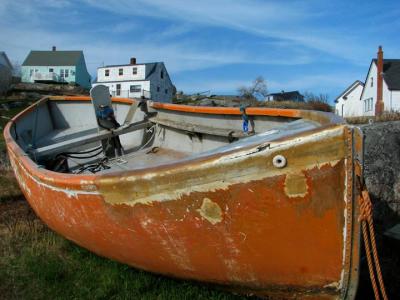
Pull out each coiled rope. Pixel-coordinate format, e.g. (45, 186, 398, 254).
(358, 187, 388, 300)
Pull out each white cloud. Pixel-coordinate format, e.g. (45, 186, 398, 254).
(80, 0, 371, 64)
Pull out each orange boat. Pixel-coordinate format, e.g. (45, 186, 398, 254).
(4, 92, 363, 299)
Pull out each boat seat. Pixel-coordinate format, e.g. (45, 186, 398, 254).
(150, 117, 249, 138)
(30, 119, 152, 159)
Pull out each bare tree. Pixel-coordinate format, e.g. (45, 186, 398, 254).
(238, 76, 268, 100)
(303, 91, 329, 103)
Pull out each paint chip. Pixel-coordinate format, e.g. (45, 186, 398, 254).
(197, 198, 223, 225)
(284, 172, 308, 198)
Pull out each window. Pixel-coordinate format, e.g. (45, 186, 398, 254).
(130, 85, 141, 93)
(132, 67, 137, 75)
(60, 69, 64, 78)
(105, 69, 109, 77)
(161, 70, 164, 79)
(116, 84, 121, 96)
(157, 86, 160, 92)
(371, 77, 373, 87)
(65, 69, 69, 78)
(165, 89, 168, 94)
(49, 68, 54, 73)
(119, 68, 123, 76)
(364, 98, 373, 112)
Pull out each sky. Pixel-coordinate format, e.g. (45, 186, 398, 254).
(0, 0, 399, 103)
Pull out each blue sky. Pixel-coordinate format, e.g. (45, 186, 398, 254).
(1, 0, 399, 103)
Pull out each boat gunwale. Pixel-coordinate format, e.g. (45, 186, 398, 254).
(4, 95, 343, 189)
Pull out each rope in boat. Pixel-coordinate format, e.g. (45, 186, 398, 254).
(358, 185, 388, 300)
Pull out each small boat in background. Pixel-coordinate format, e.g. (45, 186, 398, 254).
(4, 86, 363, 299)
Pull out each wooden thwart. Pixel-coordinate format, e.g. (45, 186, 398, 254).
(32, 120, 151, 158)
(150, 117, 248, 138)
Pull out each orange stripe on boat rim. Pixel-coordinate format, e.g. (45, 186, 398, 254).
(50, 96, 301, 118)
(149, 102, 300, 117)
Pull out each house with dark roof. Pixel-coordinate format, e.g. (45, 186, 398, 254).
(336, 46, 400, 117)
(0, 51, 13, 94)
(21, 47, 91, 89)
(265, 91, 304, 102)
(92, 57, 174, 103)
(360, 47, 400, 116)
(334, 80, 364, 117)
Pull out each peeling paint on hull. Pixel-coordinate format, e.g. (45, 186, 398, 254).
(4, 98, 362, 299)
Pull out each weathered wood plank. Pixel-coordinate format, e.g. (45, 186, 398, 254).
(32, 120, 151, 158)
(150, 117, 248, 138)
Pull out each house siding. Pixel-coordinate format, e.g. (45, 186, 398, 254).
(98, 65, 146, 82)
(360, 62, 400, 116)
(0, 53, 12, 94)
(93, 81, 151, 99)
(21, 52, 91, 89)
(335, 83, 364, 117)
(22, 66, 77, 84)
(94, 62, 173, 102)
(74, 56, 91, 89)
(147, 63, 173, 102)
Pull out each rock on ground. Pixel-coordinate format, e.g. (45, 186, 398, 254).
(362, 121, 400, 225)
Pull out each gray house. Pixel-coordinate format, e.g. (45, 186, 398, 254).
(0, 51, 13, 95)
(265, 91, 304, 102)
(21, 47, 91, 89)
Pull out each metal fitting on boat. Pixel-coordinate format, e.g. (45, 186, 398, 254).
(272, 155, 286, 168)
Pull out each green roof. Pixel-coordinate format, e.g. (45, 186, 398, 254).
(22, 50, 83, 66)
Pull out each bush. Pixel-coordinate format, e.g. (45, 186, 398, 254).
(346, 112, 400, 124)
(255, 100, 333, 112)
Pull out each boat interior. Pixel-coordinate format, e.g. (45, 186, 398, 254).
(10, 95, 328, 175)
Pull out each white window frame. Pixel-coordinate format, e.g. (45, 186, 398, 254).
(130, 85, 141, 93)
(364, 98, 373, 112)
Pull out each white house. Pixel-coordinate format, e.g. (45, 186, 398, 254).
(360, 51, 400, 116)
(0, 51, 13, 94)
(335, 46, 400, 117)
(93, 58, 174, 103)
(335, 80, 364, 117)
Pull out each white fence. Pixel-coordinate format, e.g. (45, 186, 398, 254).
(32, 72, 63, 82)
(111, 89, 151, 99)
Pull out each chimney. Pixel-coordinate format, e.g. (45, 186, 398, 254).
(52, 46, 56, 51)
(130, 57, 136, 65)
(375, 45, 384, 116)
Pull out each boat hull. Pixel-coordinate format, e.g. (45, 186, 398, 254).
(4, 98, 362, 299)
(4, 99, 361, 299)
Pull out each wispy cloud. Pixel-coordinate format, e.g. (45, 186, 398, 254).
(1, 0, 399, 100)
